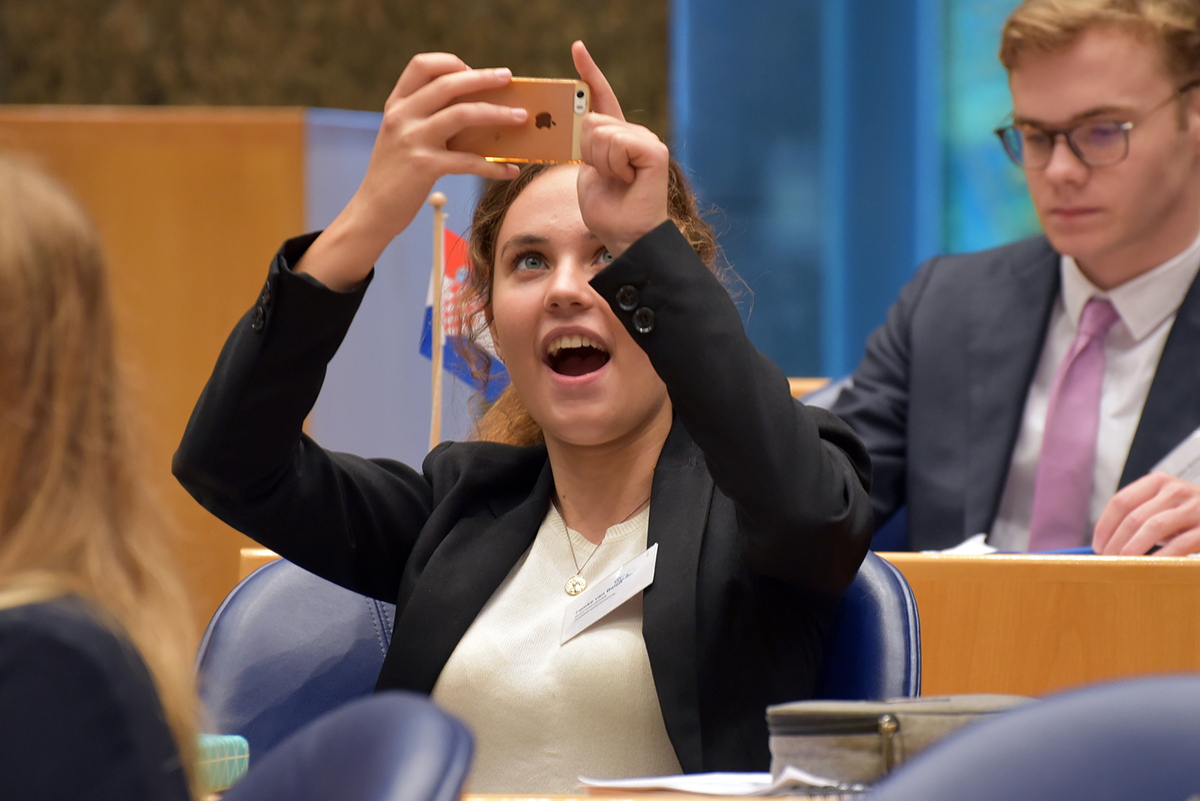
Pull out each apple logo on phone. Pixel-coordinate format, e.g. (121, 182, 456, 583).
(535, 112, 556, 129)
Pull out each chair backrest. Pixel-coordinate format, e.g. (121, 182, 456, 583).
(195, 558, 394, 759)
(868, 674, 1200, 800)
(812, 551, 921, 699)
(222, 691, 473, 801)
(197, 550, 919, 759)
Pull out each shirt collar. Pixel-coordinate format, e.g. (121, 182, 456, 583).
(1060, 223, 1200, 342)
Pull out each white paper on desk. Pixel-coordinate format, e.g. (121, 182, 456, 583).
(1152, 425, 1200, 484)
(578, 766, 845, 796)
(922, 532, 998, 555)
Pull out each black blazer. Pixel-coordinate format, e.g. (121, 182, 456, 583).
(832, 234, 1200, 551)
(174, 222, 874, 772)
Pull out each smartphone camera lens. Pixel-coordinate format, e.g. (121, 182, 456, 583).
(576, 90, 585, 98)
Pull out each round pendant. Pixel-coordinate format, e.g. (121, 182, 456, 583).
(565, 574, 587, 596)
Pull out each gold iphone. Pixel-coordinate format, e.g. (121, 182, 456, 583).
(447, 78, 590, 163)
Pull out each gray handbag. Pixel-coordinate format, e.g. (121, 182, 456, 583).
(767, 695, 1035, 787)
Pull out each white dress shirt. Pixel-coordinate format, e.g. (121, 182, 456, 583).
(989, 229, 1200, 551)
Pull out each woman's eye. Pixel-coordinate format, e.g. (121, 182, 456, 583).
(599, 250, 614, 265)
(516, 254, 547, 271)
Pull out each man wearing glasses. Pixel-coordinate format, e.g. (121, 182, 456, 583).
(831, 0, 1200, 555)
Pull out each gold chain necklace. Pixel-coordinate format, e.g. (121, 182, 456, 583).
(559, 494, 651, 596)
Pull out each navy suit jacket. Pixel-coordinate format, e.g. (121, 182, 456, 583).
(0, 598, 189, 801)
(831, 235, 1200, 551)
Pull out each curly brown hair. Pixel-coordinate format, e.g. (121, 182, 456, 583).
(454, 160, 719, 445)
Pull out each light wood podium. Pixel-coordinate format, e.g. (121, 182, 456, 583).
(882, 552, 1200, 697)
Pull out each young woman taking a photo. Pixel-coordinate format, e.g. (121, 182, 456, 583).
(175, 41, 872, 793)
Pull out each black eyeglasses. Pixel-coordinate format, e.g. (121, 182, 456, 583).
(995, 79, 1200, 169)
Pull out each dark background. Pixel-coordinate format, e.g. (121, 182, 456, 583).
(0, 0, 670, 138)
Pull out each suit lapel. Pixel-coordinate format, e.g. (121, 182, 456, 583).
(1123, 270, 1200, 484)
(642, 417, 711, 773)
(378, 460, 555, 693)
(963, 238, 1061, 536)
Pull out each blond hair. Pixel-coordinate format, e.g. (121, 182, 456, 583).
(0, 153, 197, 793)
(457, 160, 720, 445)
(999, 0, 1200, 83)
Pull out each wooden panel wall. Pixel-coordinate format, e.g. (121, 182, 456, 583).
(0, 107, 306, 643)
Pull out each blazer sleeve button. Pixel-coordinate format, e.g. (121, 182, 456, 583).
(250, 306, 265, 331)
(616, 285, 639, 311)
(632, 307, 655, 334)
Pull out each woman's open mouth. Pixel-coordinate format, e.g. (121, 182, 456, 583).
(546, 333, 611, 377)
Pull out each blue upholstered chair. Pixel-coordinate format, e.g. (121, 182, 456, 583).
(195, 558, 395, 759)
(868, 674, 1200, 800)
(813, 551, 920, 700)
(197, 550, 920, 760)
(795, 382, 921, 686)
(222, 692, 473, 801)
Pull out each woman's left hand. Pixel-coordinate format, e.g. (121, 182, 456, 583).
(571, 41, 671, 259)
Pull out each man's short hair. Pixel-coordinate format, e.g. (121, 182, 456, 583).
(999, 0, 1200, 84)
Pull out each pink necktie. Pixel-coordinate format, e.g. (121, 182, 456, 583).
(1027, 297, 1120, 551)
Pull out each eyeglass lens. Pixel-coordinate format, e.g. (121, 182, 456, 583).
(1003, 122, 1128, 168)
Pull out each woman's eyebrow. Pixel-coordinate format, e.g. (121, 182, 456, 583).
(498, 233, 548, 260)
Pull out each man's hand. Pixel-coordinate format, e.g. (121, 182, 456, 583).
(1093, 471, 1200, 555)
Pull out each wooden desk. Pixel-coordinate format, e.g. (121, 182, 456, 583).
(881, 552, 1200, 696)
(238, 547, 281, 581)
(788, 377, 829, 398)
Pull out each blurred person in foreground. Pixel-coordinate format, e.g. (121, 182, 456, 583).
(0, 154, 197, 800)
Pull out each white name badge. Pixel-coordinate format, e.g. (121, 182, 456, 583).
(1153, 425, 1200, 483)
(561, 542, 658, 645)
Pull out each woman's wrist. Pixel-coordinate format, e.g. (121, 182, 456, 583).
(294, 204, 391, 291)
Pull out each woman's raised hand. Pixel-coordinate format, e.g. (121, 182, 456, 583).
(297, 54, 525, 290)
(572, 41, 671, 260)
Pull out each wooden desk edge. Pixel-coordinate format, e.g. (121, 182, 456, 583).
(877, 551, 1199, 567)
(878, 551, 1200, 582)
(788, 377, 829, 398)
(238, 547, 281, 581)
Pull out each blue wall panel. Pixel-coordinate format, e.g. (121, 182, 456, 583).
(671, 0, 826, 376)
(672, 0, 944, 377)
(832, 0, 945, 370)
(945, 0, 1039, 254)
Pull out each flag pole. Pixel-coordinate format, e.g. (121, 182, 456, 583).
(428, 191, 447, 451)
